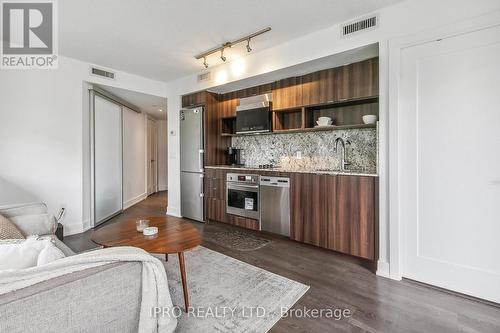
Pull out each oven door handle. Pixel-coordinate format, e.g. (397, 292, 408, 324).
(227, 184, 259, 190)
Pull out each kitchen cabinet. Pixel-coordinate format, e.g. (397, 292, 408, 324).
(343, 58, 379, 100)
(205, 169, 227, 222)
(218, 92, 239, 118)
(290, 173, 327, 247)
(327, 175, 376, 260)
(182, 91, 206, 108)
(272, 77, 303, 110)
(204, 168, 260, 230)
(227, 215, 260, 230)
(302, 58, 379, 106)
(302, 68, 337, 105)
(205, 168, 225, 200)
(290, 173, 377, 260)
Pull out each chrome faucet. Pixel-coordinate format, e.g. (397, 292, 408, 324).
(334, 137, 351, 171)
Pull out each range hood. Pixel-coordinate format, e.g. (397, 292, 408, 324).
(235, 94, 272, 134)
(236, 93, 272, 112)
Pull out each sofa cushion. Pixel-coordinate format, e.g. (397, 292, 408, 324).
(0, 202, 48, 218)
(0, 214, 25, 240)
(37, 241, 66, 266)
(0, 237, 66, 270)
(9, 213, 57, 236)
(0, 238, 48, 270)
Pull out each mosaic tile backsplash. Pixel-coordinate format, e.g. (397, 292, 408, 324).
(231, 128, 378, 174)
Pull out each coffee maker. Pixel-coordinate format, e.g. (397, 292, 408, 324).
(227, 147, 243, 166)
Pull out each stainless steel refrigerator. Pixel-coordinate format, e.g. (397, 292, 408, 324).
(180, 107, 204, 222)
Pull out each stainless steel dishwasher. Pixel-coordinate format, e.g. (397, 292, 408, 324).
(260, 176, 290, 237)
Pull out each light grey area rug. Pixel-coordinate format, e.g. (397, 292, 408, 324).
(155, 247, 309, 332)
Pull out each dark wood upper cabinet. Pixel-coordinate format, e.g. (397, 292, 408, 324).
(272, 77, 303, 110)
(344, 58, 379, 100)
(181, 91, 206, 108)
(302, 68, 337, 105)
(204, 92, 229, 166)
(302, 58, 379, 106)
(218, 92, 239, 118)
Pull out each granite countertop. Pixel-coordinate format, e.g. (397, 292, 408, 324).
(205, 165, 378, 177)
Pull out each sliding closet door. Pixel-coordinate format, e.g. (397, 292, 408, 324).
(93, 94, 123, 225)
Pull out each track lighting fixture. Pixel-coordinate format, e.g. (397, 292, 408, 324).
(220, 48, 226, 62)
(195, 27, 271, 68)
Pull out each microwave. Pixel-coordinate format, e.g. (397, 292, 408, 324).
(235, 94, 272, 134)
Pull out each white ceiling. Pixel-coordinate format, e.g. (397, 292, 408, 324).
(95, 84, 167, 120)
(60, 0, 403, 82)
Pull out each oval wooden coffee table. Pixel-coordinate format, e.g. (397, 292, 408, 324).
(91, 216, 202, 311)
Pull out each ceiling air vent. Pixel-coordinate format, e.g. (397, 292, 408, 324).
(341, 15, 378, 37)
(197, 71, 211, 83)
(90, 67, 115, 79)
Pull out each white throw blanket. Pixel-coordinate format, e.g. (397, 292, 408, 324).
(0, 246, 177, 333)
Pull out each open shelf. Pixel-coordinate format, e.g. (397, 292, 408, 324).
(304, 97, 379, 129)
(221, 116, 236, 136)
(272, 107, 303, 132)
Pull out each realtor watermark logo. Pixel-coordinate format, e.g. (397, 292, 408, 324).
(1, 0, 58, 69)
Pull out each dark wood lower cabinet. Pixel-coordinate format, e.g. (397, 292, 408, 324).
(206, 198, 227, 223)
(205, 168, 259, 231)
(291, 173, 377, 260)
(328, 175, 376, 260)
(290, 173, 327, 247)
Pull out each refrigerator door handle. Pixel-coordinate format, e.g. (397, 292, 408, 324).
(199, 149, 204, 171)
(200, 173, 204, 198)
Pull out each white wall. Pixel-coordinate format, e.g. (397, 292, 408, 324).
(164, 0, 500, 278)
(0, 56, 167, 235)
(123, 107, 148, 209)
(157, 120, 168, 191)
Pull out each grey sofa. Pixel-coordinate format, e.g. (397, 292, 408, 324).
(0, 203, 143, 333)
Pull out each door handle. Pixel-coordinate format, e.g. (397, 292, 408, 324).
(199, 149, 204, 171)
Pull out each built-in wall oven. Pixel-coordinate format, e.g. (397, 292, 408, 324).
(226, 173, 260, 221)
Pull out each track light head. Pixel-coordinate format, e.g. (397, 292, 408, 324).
(220, 48, 226, 62)
(246, 39, 252, 53)
(203, 57, 208, 68)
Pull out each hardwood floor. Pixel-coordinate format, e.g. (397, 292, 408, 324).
(64, 192, 500, 333)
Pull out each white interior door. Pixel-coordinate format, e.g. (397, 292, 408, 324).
(147, 118, 158, 195)
(399, 25, 500, 303)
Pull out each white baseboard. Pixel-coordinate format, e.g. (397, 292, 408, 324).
(158, 184, 168, 191)
(376, 260, 391, 278)
(63, 219, 91, 236)
(123, 192, 148, 210)
(376, 260, 402, 281)
(166, 206, 181, 218)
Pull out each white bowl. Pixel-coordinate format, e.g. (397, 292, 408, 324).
(362, 115, 377, 124)
(318, 116, 332, 122)
(316, 120, 332, 126)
